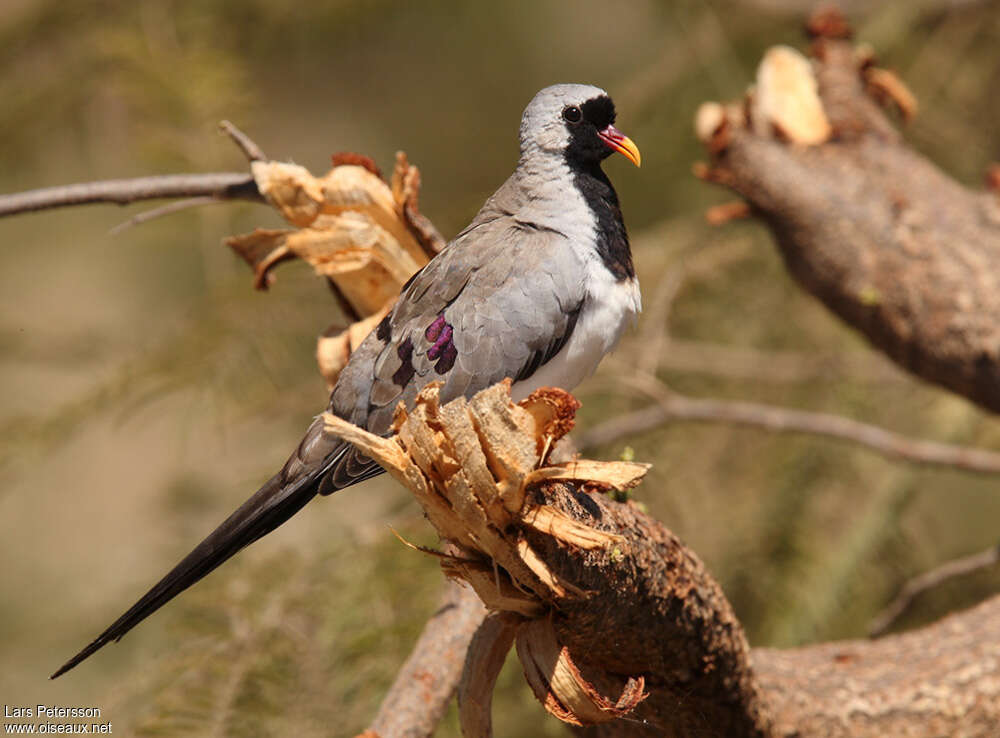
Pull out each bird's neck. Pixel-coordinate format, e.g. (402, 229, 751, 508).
(568, 160, 635, 282)
(506, 153, 635, 282)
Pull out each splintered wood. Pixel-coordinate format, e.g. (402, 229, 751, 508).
(751, 45, 831, 145)
(322, 382, 650, 733)
(227, 152, 442, 388)
(694, 15, 918, 228)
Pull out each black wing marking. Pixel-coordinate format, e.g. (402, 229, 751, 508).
(514, 301, 583, 382)
(320, 445, 384, 495)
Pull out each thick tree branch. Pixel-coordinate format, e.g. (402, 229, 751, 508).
(696, 8, 1000, 413)
(515, 468, 1000, 738)
(532, 484, 771, 738)
(754, 595, 1000, 738)
(326, 382, 1000, 737)
(501, 443, 1000, 738)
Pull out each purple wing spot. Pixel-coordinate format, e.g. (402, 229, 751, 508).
(425, 314, 458, 374)
(427, 324, 453, 360)
(435, 342, 457, 374)
(425, 314, 446, 343)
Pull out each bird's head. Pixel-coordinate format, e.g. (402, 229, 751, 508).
(519, 83, 640, 168)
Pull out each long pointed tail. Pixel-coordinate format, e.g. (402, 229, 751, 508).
(51, 440, 348, 679)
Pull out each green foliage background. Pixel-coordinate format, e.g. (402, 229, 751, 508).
(2, 1, 1000, 735)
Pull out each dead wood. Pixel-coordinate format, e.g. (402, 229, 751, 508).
(322, 382, 768, 736)
(324, 380, 1000, 737)
(695, 7, 1000, 413)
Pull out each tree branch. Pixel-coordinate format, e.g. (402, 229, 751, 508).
(363, 579, 487, 738)
(0, 120, 271, 220)
(0, 173, 262, 217)
(577, 382, 1000, 475)
(651, 338, 906, 384)
(868, 543, 1000, 637)
(108, 196, 227, 234)
(695, 7, 1000, 414)
(754, 594, 1000, 738)
(219, 119, 268, 162)
(324, 381, 1000, 737)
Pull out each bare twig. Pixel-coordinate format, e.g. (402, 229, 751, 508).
(868, 544, 1000, 637)
(653, 338, 906, 384)
(108, 196, 226, 235)
(365, 579, 486, 738)
(219, 119, 267, 162)
(633, 237, 754, 377)
(0, 173, 262, 218)
(579, 371, 1000, 475)
(1, 120, 270, 220)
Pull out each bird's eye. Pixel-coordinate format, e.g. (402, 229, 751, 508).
(562, 105, 583, 124)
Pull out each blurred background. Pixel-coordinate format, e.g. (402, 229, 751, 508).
(2, 1, 1000, 735)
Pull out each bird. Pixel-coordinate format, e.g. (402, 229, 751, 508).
(52, 83, 641, 679)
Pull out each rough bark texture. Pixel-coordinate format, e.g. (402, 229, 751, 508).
(524, 484, 770, 738)
(340, 381, 1000, 737)
(526, 482, 1000, 738)
(701, 32, 1000, 413)
(362, 478, 1000, 737)
(754, 595, 1000, 737)
(365, 580, 487, 738)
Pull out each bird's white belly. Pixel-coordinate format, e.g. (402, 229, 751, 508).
(512, 275, 640, 402)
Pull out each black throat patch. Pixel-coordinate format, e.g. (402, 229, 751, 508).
(563, 95, 636, 282)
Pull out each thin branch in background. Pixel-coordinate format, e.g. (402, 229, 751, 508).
(635, 269, 685, 377)
(633, 237, 754, 377)
(0, 121, 270, 220)
(579, 369, 1000, 475)
(108, 196, 226, 235)
(0, 173, 262, 218)
(868, 544, 1000, 637)
(657, 338, 907, 384)
(219, 119, 267, 162)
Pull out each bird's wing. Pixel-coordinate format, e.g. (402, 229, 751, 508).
(330, 213, 586, 438)
(54, 210, 584, 677)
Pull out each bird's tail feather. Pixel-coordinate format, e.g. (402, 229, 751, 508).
(50, 441, 349, 679)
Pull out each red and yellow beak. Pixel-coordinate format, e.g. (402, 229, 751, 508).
(598, 124, 641, 167)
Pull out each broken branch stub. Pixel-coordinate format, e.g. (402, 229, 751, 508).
(227, 152, 445, 389)
(322, 382, 651, 732)
(693, 6, 1000, 414)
